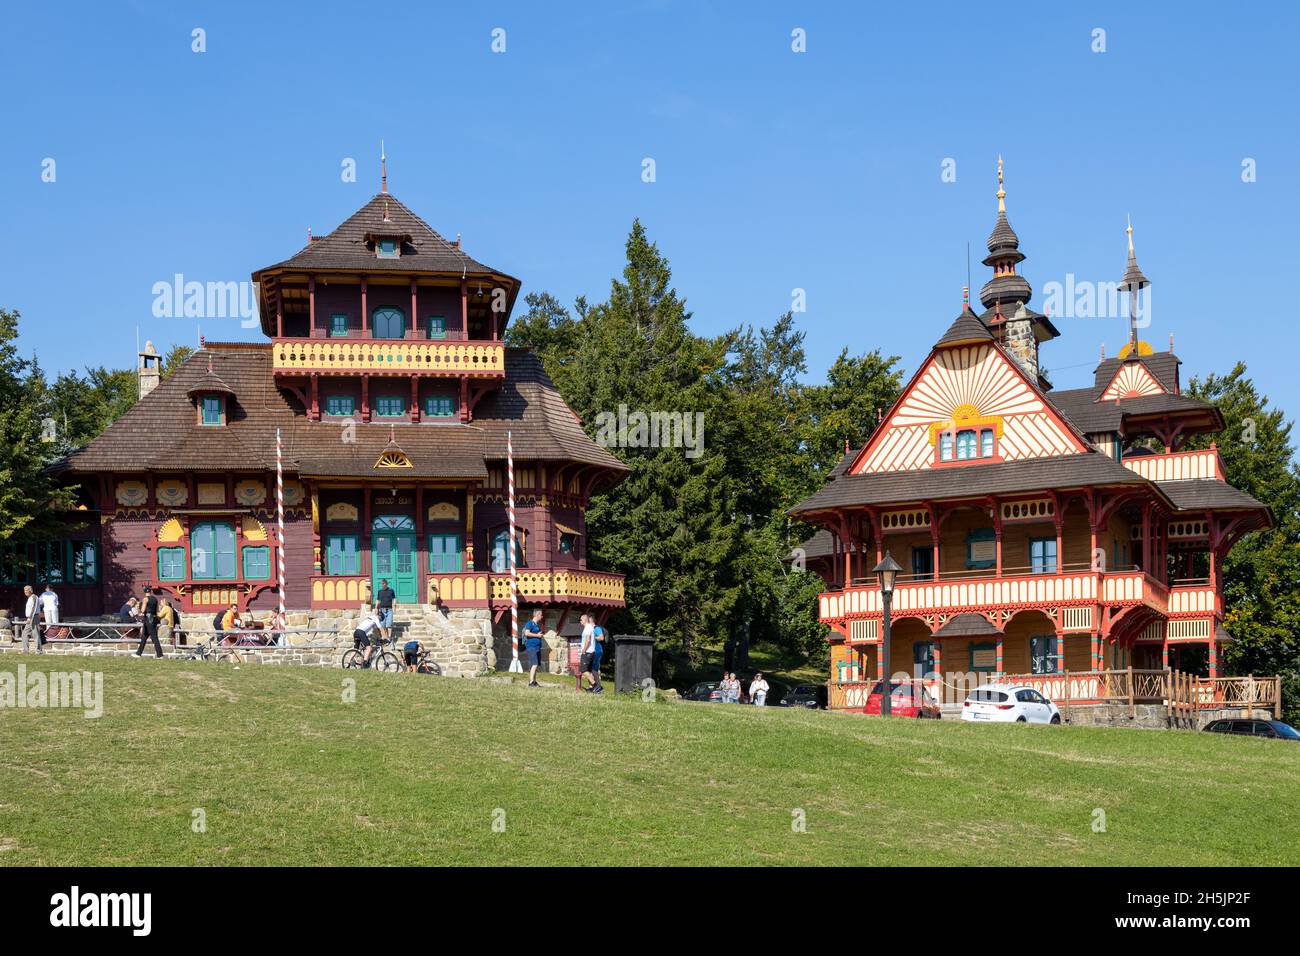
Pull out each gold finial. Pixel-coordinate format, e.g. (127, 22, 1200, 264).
(381, 139, 387, 194)
(996, 156, 1005, 213)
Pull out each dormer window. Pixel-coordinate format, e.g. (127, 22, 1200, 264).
(200, 395, 225, 426)
(935, 426, 997, 463)
(377, 238, 399, 258)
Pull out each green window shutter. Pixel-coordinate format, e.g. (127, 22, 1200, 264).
(376, 395, 406, 417)
(192, 522, 237, 580)
(969, 642, 997, 672)
(242, 546, 271, 580)
(330, 314, 349, 337)
(326, 535, 359, 575)
(428, 316, 446, 339)
(423, 395, 455, 418)
(201, 396, 223, 425)
(325, 395, 355, 417)
(158, 547, 186, 581)
(428, 534, 462, 572)
(966, 528, 996, 570)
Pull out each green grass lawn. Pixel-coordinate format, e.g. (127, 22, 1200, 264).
(1, 653, 1297, 866)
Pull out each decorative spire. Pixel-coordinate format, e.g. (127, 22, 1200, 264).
(980, 158, 1030, 310)
(962, 285, 969, 307)
(380, 139, 387, 194)
(1119, 216, 1151, 356)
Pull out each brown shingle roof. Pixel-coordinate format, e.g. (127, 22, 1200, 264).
(933, 613, 1002, 638)
(789, 453, 1159, 516)
(935, 307, 995, 347)
(58, 345, 627, 478)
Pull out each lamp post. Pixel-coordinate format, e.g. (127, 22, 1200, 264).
(873, 551, 902, 716)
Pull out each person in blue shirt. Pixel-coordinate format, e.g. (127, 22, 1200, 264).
(522, 608, 545, 686)
(587, 619, 605, 694)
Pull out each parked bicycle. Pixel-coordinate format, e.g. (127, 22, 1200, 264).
(409, 649, 442, 676)
(185, 640, 242, 665)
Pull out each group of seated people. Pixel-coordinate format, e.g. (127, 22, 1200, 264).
(115, 597, 276, 647)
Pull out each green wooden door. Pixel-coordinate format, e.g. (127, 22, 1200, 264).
(372, 523, 418, 605)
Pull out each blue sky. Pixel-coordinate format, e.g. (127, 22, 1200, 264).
(4, 1, 1298, 419)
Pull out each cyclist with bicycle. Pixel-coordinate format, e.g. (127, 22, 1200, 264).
(403, 639, 425, 673)
(352, 603, 384, 667)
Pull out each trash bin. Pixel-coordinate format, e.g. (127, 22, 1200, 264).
(613, 634, 656, 695)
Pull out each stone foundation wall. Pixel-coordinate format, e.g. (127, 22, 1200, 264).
(0, 604, 493, 677)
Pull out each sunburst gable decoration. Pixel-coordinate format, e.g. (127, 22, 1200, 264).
(375, 449, 413, 469)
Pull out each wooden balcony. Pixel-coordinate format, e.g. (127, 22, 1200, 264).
(310, 574, 371, 608)
(271, 338, 505, 377)
(429, 568, 625, 608)
(819, 568, 1169, 626)
(1121, 447, 1223, 481)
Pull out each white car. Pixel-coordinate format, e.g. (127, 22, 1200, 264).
(961, 684, 1061, 724)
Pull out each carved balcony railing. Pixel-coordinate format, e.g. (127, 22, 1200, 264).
(820, 569, 1169, 626)
(429, 569, 625, 608)
(1121, 447, 1224, 482)
(272, 338, 505, 377)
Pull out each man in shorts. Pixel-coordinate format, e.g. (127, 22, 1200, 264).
(352, 603, 384, 667)
(374, 579, 396, 640)
(403, 639, 425, 673)
(579, 613, 598, 691)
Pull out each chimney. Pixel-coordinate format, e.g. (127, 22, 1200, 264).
(1004, 302, 1038, 380)
(138, 340, 161, 399)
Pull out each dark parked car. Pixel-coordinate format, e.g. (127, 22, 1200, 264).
(1203, 718, 1300, 740)
(781, 684, 828, 709)
(682, 681, 723, 703)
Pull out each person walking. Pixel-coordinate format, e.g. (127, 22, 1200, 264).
(135, 586, 164, 658)
(588, 619, 606, 694)
(522, 608, 545, 687)
(374, 578, 396, 641)
(38, 583, 59, 639)
(21, 585, 42, 654)
(750, 672, 770, 707)
(578, 613, 597, 691)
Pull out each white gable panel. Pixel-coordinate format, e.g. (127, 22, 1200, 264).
(854, 344, 1084, 475)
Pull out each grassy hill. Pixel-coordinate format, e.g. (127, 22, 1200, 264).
(1, 654, 1296, 866)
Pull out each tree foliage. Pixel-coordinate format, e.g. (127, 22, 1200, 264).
(1186, 364, 1300, 722)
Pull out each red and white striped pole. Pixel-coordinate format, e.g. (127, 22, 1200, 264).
(507, 430, 522, 672)
(275, 427, 287, 645)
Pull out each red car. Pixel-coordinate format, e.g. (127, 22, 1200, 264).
(863, 680, 942, 719)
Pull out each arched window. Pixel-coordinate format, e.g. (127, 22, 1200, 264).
(490, 528, 525, 572)
(372, 306, 405, 339)
(955, 429, 977, 460)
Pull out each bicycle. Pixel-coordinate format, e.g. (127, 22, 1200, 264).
(341, 634, 401, 672)
(185, 640, 242, 665)
(409, 650, 442, 676)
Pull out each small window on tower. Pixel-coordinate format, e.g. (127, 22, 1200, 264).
(201, 395, 224, 426)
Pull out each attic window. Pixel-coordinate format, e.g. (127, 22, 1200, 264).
(200, 395, 225, 426)
(377, 238, 399, 259)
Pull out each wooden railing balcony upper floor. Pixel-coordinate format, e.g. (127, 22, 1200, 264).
(1120, 446, 1224, 482)
(818, 566, 1177, 625)
(272, 337, 505, 377)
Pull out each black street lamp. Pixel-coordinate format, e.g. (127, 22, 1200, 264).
(873, 551, 902, 716)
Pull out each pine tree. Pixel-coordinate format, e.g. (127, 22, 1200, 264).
(1185, 363, 1300, 722)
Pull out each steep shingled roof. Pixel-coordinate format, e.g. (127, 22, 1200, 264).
(255, 193, 506, 278)
(57, 345, 627, 478)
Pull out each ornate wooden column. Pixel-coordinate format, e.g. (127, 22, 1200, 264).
(361, 375, 371, 423)
(276, 286, 283, 338)
(460, 277, 468, 334)
(309, 373, 320, 421)
(360, 278, 368, 336)
(410, 377, 420, 423)
(465, 488, 475, 571)
(310, 483, 321, 574)
(410, 278, 419, 338)
(1051, 492, 1064, 575)
(308, 276, 316, 337)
